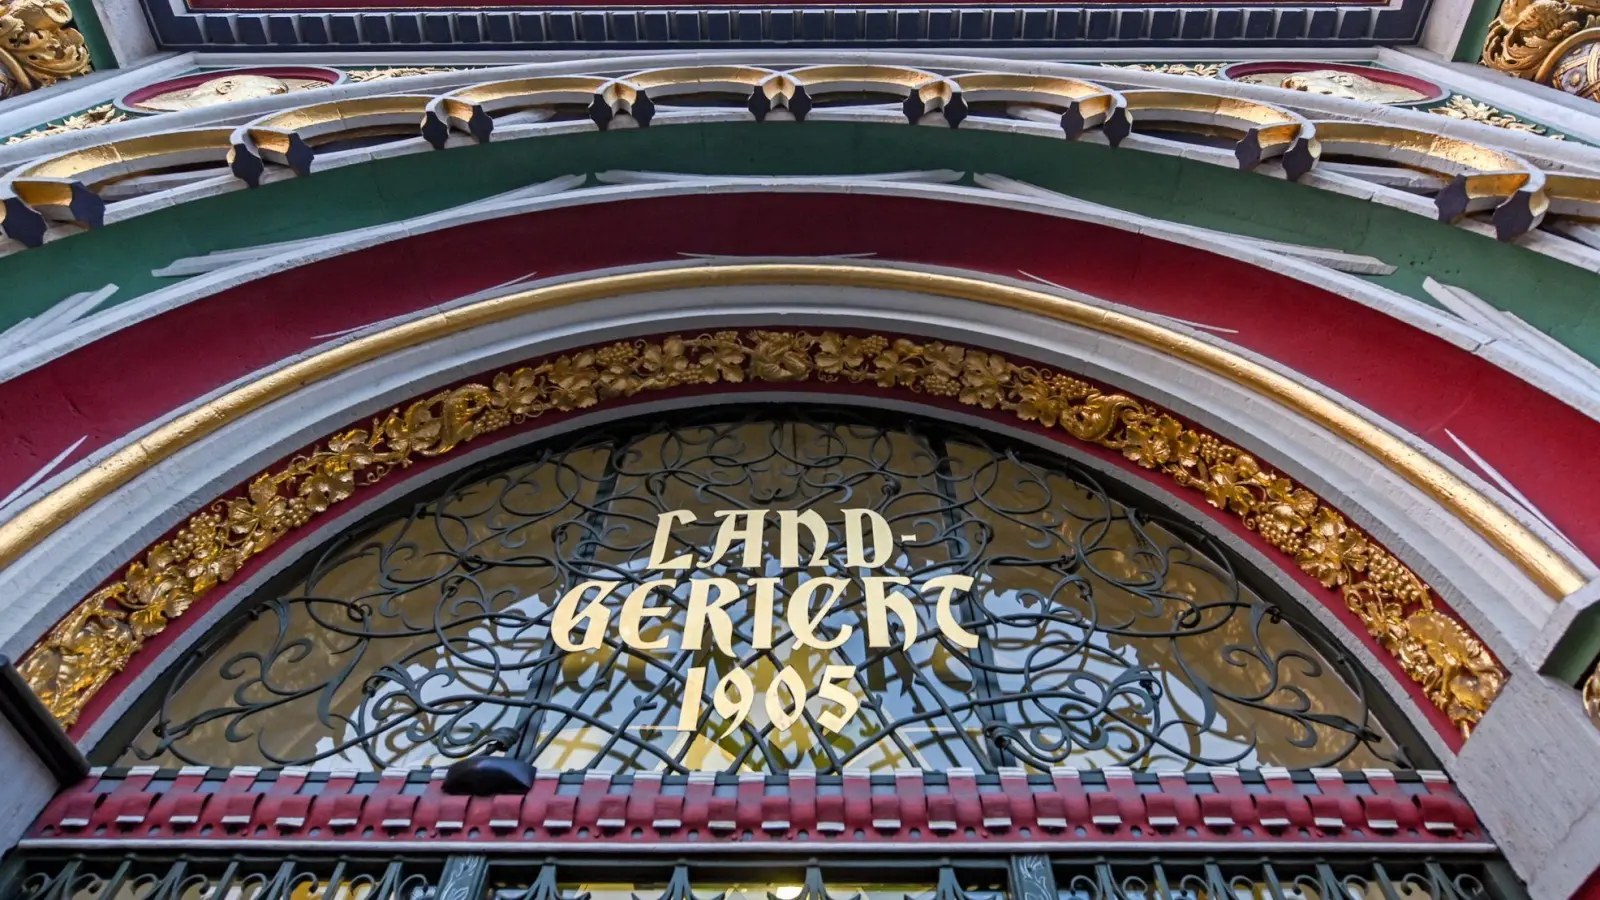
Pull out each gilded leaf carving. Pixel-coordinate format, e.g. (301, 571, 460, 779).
(18, 330, 1505, 738)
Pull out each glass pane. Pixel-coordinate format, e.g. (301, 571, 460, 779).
(117, 408, 1404, 772)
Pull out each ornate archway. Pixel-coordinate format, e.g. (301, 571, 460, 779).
(0, 54, 1598, 900)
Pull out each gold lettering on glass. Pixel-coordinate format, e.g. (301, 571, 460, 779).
(629, 508, 981, 735)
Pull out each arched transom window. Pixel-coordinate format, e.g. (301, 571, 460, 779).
(113, 408, 1410, 773)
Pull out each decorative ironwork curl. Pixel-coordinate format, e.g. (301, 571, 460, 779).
(12, 857, 435, 900)
(121, 408, 1407, 773)
(639, 868, 726, 900)
(1056, 859, 1492, 900)
(778, 870, 858, 900)
(4, 855, 1511, 900)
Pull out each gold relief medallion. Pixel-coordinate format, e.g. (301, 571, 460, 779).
(1235, 69, 1430, 104)
(134, 72, 330, 112)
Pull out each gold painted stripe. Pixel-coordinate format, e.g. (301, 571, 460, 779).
(0, 264, 1583, 598)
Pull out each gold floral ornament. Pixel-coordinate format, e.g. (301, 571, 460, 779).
(0, 0, 90, 99)
(1429, 95, 1561, 138)
(5, 103, 122, 145)
(18, 331, 1505, 737)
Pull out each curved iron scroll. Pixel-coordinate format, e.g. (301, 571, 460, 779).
(117, 407, 1409, 772)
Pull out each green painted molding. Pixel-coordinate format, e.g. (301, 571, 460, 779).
(65, 0, 117, 70)
(1538, 607, 1600, 685)
(1453, 0, 1503, 63)
(1, 122, 1596, 363)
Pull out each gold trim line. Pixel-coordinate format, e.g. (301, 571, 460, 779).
(0, 264, 1582, 602)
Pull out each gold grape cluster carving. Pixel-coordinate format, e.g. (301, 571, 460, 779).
(19, 330, 1504, 737)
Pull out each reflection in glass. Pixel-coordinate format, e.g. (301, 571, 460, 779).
(119, 408, 1405, 772)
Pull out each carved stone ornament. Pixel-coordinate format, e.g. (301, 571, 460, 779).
(16, 330, 1507, 741)
(0, 0, 91, 99)
(346, 66, 457, 82)
(1482, 0, 1600, 99)
(1429, 95, 1561, 137)
(5, 102, 122, 144)
(1109, 63, 1223, 78)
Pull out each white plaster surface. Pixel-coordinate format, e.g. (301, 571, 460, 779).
(90, 0, 158, 68)
(0, 716, 57, 850)
(1456, 664, 1600, 900)
(1420, 0, 1476, 59)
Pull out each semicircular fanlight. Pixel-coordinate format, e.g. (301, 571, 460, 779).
(112, 406, 1411, 775)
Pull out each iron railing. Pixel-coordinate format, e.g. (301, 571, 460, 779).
(0, 853, 1520, 900)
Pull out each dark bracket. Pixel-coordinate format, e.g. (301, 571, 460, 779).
(442, 756, 537, 795)
(0, 656, 89, 787)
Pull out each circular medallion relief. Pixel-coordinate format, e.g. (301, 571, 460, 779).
(1222, 62, 1445, 106)
(119, 66, 344, 114)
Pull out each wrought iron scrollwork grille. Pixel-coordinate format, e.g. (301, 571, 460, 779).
(1, 855, 441, 900)
(114, 407, 1411, 773)
(0, 855, 1515, 900)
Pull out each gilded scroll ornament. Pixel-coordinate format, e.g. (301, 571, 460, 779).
(18, 331, 1505, 738)
(5, 103, 122, 145)
(1429, 95, 1560, 137)
(0, 0, 90, 99)
(1482, 0, 1600, 96)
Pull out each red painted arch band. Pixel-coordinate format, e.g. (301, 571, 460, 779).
(2, 192, 1594, 563)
